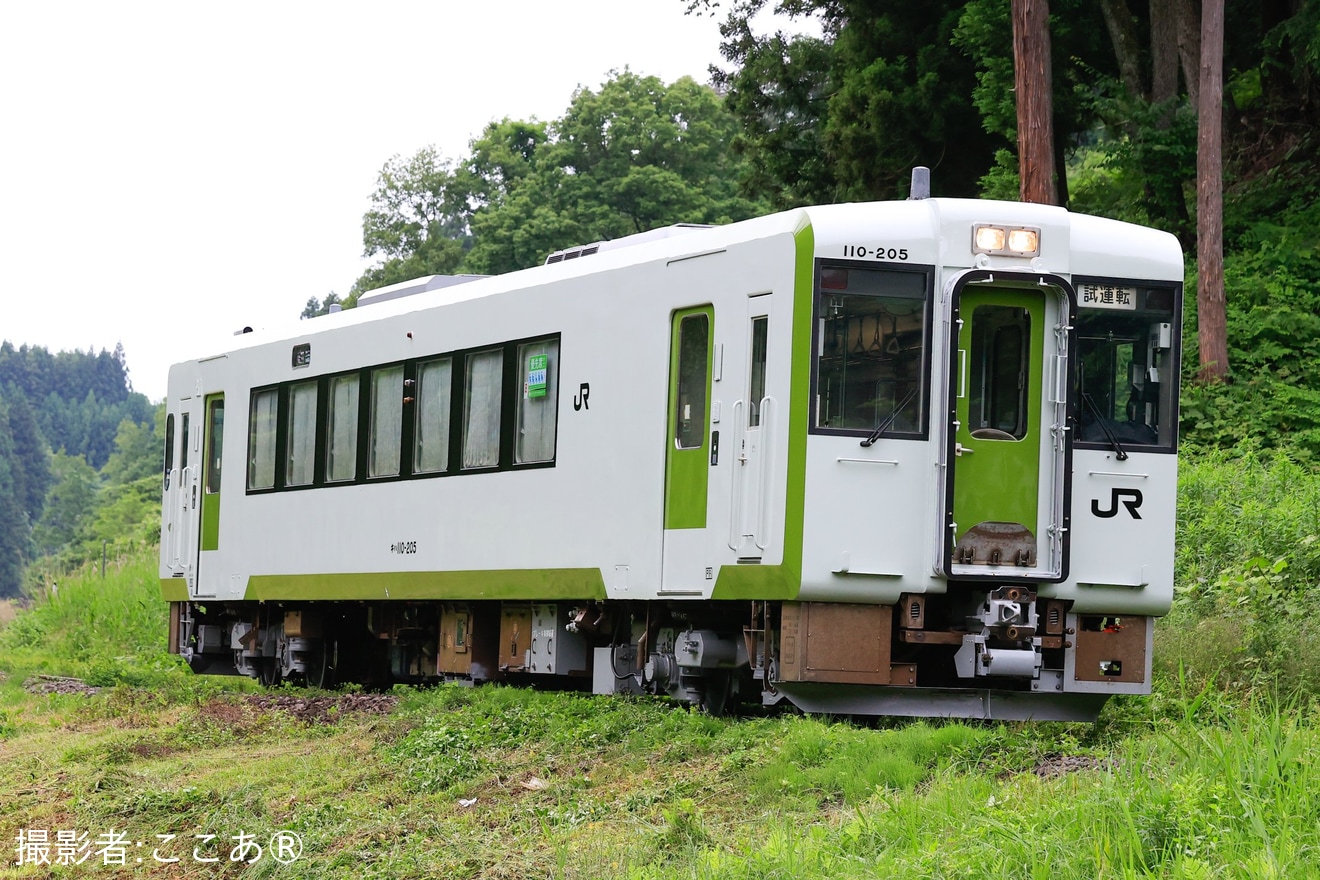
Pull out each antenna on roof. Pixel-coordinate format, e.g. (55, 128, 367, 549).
(909, 166, 931, 200)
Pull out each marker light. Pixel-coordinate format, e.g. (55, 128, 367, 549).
(972, 224, 1041, 258)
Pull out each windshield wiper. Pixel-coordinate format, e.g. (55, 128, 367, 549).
(860, 388, 918, 448)
(1081, 392, 1128, 461)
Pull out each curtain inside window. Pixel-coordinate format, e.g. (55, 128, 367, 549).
(286, 381, 317, 486)
(326, 374, 359, 482)
(463, 350, 502, 469)
(414, 358, 452, 474)
(370, 365, 404, 477)
(248, 389, 277, 490)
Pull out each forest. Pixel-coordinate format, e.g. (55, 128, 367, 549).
(0, 344, 157, 596)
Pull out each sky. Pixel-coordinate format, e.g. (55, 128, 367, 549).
(1, 1, 809, 403)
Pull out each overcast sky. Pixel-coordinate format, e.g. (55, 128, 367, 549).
(1, 1, 808, 403)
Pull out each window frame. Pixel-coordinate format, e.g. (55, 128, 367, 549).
(242, 332, 561, 496)
(808, 258, 935, 441)
(1071, 275, 1182, 455)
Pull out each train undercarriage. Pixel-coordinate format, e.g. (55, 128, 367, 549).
(171, 590, 1149, 721)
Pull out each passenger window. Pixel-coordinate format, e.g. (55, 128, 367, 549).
(369, 365, 404, 477)
(247, 389, 277, 490)
(1075, 284, 1178, 448)
(414, 358, 453, 474)
(326, 374, 359, 483)
(675, 315, 709, 449)
(463, 349, 503, 469)
(286, 381, 318, 486)
(814, 266, 927, 435)
(516, 340, 557, 464)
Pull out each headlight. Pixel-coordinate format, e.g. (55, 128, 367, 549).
(972, 224, 1041, 258)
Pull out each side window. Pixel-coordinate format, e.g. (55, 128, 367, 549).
(163, 413, 175, 490)
(326, 374, 359, 483)
(463, 349, 503, 469)
(814, 264, 928, 436)
(1075, 283, 1179, 449)
(675, 315, 709, 449)
(414, 358, 452, 474)
(516, 339, 558, 464)
(247, 389, 277, 490)
(285, 380, 318, 487)
(205, 398, 224, 494)
(369, 365, 404, 478)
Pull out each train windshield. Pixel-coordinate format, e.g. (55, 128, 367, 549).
(1074, 281, 1180, 451)
(813, 263, 931, 438)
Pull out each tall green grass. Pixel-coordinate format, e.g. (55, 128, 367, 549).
(1162, 447, 1320, 696)
(0, 543, 173, 683)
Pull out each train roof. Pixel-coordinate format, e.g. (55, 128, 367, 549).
(188, 199, 1183, 368)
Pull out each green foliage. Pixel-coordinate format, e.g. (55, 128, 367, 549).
(1181, 201, 1320, 455)
(0, 341, 152, 468)
(461, 70, 769, 276)
(345, 70, 768, 293)
(0, 544, 167, 674)
(1163, 447, 1320, 696)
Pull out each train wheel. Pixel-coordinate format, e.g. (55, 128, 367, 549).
(699, 671, 735, 716)
(257, 658, 282, 688)
(306, 639, 337, 690)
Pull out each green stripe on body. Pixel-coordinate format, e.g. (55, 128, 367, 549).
(244, 567, 607, 601)
(713, 219, 813, 599)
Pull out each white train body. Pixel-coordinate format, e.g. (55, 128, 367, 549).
(161, 196, 1182, 720)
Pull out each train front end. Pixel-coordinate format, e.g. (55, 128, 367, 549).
(782, 197, 1182, 720)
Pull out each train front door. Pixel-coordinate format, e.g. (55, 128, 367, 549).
(945, 274, 1074, 581)
(168, 398, 201, 592)
(662, 306, 714, 593)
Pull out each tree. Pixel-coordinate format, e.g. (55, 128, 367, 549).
(350, 147, 475, 297)
(2, 384, 51, 525)
(0, 400, 30, 596)
(1012, 0, 1057, 203)
(357, 70, 771, 277)
(31, 452, 99, 558)
(1197, 0, 1228, 381)
(301, 292, 342, 319)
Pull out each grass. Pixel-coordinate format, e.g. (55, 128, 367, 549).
(4, 546, 1320, 877)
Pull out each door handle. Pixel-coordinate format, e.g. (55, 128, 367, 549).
(955, 443, 975, 456)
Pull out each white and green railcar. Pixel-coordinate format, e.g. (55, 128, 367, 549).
(160, 184, 1181, 720)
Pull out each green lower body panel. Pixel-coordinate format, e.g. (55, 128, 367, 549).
(243, 568, 608, 602)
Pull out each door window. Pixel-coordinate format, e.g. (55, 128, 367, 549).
(205, 398, 224, 494)
(969, 305, 1030, 440)
(748, 316, 768, 427)
(675, 314, 709, 449)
